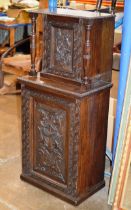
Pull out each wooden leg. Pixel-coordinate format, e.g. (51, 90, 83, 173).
(10, 28, 15, 55)
(96, 0, 103, 11)
(111, 0, 117, 14)
(0, 68, 4, 88)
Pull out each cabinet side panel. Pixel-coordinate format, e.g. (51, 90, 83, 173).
(78, 88, 110, 194)
(84, 17, 114, 81)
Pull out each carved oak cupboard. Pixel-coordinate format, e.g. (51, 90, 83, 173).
(19, 9, 114, 205)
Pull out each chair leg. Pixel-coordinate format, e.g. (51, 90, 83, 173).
(96, 0, 103, 11)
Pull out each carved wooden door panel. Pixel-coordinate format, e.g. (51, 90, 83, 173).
(21, 86, 80, 196)
(42, 16, 83, 82)
(33, 101, 67, 185)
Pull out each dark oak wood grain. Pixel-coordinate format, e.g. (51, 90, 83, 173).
(19, 9, 114, 205)
(40, 11, 114, 84)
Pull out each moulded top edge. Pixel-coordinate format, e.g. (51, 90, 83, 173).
(18, 76, 112, 98)
(29, 8, 114, 19)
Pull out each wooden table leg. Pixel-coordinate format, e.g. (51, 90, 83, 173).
(10, 28, 15, 55)
(0, 68, 4, 88)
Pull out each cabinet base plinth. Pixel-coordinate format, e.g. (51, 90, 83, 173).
(20, 174, 105, 206)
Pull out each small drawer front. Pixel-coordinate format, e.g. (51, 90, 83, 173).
(21, 86, 80, 195)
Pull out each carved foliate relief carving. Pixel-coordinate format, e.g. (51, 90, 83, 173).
(42, 16, 83, 82)
(21, 86, 81, 197)
(21, 87, 31, 175)
(34, 102, 66, 183)
(51, 27, 73, 72)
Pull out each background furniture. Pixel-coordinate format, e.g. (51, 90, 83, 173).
(69, 0, 122, 12)
(0, 34, 41, 94)
(74, 0, 124, 10)
(0, 22, 31, 55)
(0, 13, 42, 93)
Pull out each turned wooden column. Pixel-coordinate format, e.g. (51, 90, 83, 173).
(29, 12, 38, 76)
(83, 21, 93, 85)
